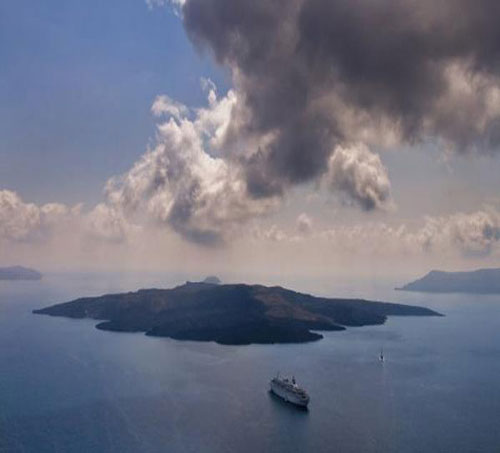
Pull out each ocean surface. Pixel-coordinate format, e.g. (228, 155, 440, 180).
(1, 272, 500, 453)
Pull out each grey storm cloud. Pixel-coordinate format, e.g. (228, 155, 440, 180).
(181, 0, 500, 200)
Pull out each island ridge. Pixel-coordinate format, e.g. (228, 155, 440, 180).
(34, 281, 441, 345)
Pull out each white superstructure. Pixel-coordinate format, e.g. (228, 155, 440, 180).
(269, 374, 310, 407)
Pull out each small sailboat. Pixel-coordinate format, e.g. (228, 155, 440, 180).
(379, 348, 384, 362)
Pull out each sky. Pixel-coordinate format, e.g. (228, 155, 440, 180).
(1, 0, 500, 281)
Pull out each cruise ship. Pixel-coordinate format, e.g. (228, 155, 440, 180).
(269, 374, 310, 408)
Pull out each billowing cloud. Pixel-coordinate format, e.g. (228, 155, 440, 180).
(7, 0, 500, 254)
(296, 213, 313, 235)
(0, 190, 129, 245)
(101, 77, 395, 245)
(147, 0, 185, 10)
(252, 207, 500, 258)
(151, 95, 189, 120)
(3, 187, 498, 265)
(259, 224, 287, 242)
(0, 190, 73, 242)
(325, 144, 391, 210)
(104, 90, 279, 246)
(171, 0, 500, 203)
(417, 208, 500, 256)
(84, 204, 131, 244)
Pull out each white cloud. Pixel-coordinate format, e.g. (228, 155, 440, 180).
(145, 0, 185, 14)
(381, 210, 498, 257)
(252, 224, 286, 242)
(151, 95, 189, 120)
(325, 144, 393, 211)
(0, 190, 130, 246)
(108, 86, 397, 248)
(3, 80, 497, 266)
(2, 186, 499, 273)
(105, 88, 279, 245)
(416, 208, 500, 256)
(84, 204, 131, 243)
(249, 207, 500, 259)
(296, 213, 313, 235)
(0, 190, 71, 242)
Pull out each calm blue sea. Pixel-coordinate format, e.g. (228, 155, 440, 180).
(1, 272, 500, 453)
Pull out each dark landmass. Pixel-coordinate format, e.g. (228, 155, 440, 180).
(34, 282, 441, 345)
(202, 276, 221, 285)
(397, 268, 500, 294)
(0, 266, 42, 281)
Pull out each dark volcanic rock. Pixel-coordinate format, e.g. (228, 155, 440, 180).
(0, 266, 42, 281)
(34, 281, 441, 345)
(397, 268, 500, 294)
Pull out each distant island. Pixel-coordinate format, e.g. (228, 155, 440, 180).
(0, 266, 42, 281)
(34, 280, 441, 345)
(202, 276, 221, 284)
(397, 268, 500, 294)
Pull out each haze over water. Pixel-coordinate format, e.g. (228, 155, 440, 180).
(1, 273, 499, 453)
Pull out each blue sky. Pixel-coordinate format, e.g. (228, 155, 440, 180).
(0, 0, 227, 205)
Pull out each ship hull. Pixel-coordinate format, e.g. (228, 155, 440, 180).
(270, 382, 309, 407)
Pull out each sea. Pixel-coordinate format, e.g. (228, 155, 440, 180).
(1, 272, 499, 453)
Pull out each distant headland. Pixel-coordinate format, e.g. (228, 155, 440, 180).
(34, 279, 441, 345)
(202, 276, 221, 285)
(0, 266, 42, 281)
(397, 268, 500, 294)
